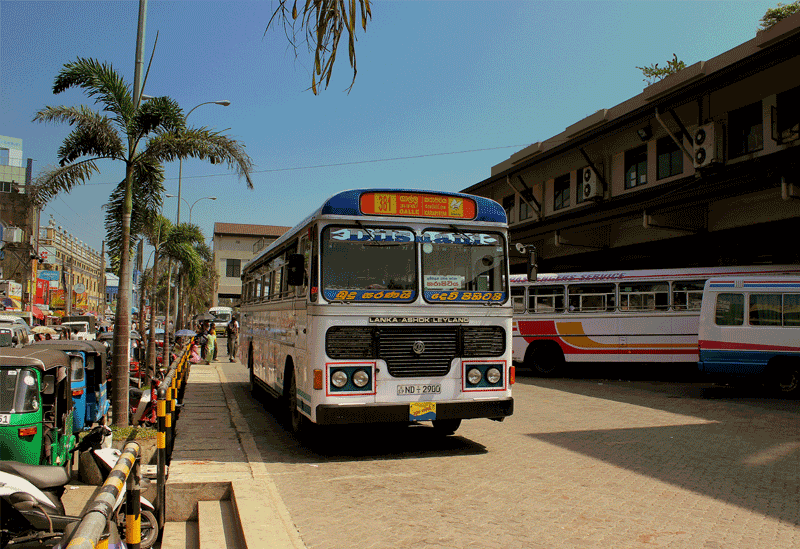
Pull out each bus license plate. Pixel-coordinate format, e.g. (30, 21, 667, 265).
(397, 384, 441, 396)
(0, 415, 9, 425)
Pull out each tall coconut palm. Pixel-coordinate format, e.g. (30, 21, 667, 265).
(33, 58, 253, 425)
(160, 223, 207, 368)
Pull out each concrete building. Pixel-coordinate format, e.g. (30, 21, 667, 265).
(37, 217, 105, 316)
(212, 222, 290, 307)
(464, 14, 800, 274)
(0, 135, 38, 311)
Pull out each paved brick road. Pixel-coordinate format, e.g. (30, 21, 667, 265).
(223, 363, 800, 549)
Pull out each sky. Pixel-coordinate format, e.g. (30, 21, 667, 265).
(0, 0, 781, 262)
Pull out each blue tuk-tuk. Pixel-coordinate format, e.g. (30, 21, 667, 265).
(30, 340, 110, 431)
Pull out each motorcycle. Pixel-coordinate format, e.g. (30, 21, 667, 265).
(1, 426, 158, 548)
(129, 376, 162, 428)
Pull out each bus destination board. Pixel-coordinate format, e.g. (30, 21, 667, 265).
(360, 192, 477, 220)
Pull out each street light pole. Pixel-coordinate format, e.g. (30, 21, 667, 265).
(176, 101, 230, 225)
(188, 196, 217, 224)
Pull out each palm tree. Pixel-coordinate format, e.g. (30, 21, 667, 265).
(160, 223, 207, 368)
(267, 0, 372, 94)
(33, 58, 253, 425)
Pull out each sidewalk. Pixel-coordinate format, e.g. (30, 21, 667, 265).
(163, 361, 307, 548)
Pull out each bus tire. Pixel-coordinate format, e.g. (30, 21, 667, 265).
(524, 341, 564, 377)
(248, 346, 261, 399)
(771, 359, 800, 398)
(285, 367, 305, 435)
(432, 419, 461, 435)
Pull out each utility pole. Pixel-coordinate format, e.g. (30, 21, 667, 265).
(100, 240, 106, 320)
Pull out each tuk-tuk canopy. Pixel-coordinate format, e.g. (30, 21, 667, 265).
(30, 340, 108, 381)
(0, 347, 71, 375)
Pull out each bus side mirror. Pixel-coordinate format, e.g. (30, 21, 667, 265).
(287, 254, 305, 286)
(515, 243, 537, 282)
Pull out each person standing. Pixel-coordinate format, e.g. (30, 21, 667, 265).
(226, 316, 239, 362)
(207, 323, 217, 362)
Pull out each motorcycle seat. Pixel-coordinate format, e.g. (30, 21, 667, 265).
(0, 461, 71, 490)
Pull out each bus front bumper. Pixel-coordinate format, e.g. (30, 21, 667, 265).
(315, 397, 514, 425)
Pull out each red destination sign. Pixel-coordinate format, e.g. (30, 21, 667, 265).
(360, 192, 476, 220)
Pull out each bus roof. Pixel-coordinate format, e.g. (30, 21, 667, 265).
(245, 188, 507, 272)
(510, 265, 800, 285)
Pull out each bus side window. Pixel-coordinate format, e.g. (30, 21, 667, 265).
(511, 286, 525, 313)
(619, 282, 668, 311)
(529, 285, 565, 313)
(568, 284, 615, 312)
(715, 293, 744, 326)
(673, 280, 705, 310)
(784, 294, 800, 326)
(749, 293, 782, 326)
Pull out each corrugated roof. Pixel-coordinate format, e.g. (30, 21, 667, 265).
(213, 223, 291, 237)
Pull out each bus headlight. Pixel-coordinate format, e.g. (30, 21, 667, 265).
(331, 370, 348, 388)
(486, 367, 502, 384)
(467, 368, 482, 385)
(352, 370, 370, 388)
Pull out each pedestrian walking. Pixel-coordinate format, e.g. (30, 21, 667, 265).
(226, 316, 239, 362)
(195, 324, 208, 361)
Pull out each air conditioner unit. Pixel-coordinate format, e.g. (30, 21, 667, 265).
(581, 166, 603, 200)
(2, 227, 23, 244)
(693, 122, 723, 169)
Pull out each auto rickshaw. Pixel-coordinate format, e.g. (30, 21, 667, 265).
(0, 347, 76, 467)
(97, 330, 146, 386)
(31, 340, 110, 432)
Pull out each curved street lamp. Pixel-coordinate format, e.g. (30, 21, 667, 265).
(187, 196, 217, 224)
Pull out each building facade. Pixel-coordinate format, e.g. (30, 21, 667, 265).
(464, 15, 800, 274)
(212, 222, 291, 307)
(37, 217, 105, 316)
(0, 135, 38, 311)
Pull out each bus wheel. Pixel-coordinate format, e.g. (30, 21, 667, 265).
(773, 361, 800, 397)
(525, 342, 564, 377)
(432, 419, 461, 435)
(286, 369, 304, 435)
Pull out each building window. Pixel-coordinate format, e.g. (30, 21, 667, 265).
(0, 149, 8, 165)
(0, 181, 10, 193)
(656, 137, 683, 180)
(624, 146, 647, 189)
(776, 86, 800, 142)
(519, 196, 533, 221)
(553, 174, 570, 211)
(502, 195, 515, 224)
(729, 101, 763, 157)
(225, 259, 241, 278)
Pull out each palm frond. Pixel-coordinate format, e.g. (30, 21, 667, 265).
(30, 161, 101, 206)
(131, 96, 186, 139)
(266, 0, 372, 94)
(143, 128, 254, 188)
(56, 118, 126, 166)
(52, 57, 135, 125)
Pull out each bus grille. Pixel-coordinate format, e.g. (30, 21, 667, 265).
(462, 326, 506, 357)
(326, 326, 375, 359)
(378, 327, 457, 378)
(325, 325, 506, 377)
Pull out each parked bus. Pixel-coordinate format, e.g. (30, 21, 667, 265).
(697, 276, 800, 396)
(511, 265, 800, 376)
(240, 189, 514, 437)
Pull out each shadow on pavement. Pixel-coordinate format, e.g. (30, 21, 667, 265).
(232, 379, 488, 464)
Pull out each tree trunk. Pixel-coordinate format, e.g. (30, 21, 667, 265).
(111, 163, 134, 427)
(146, 248, 160, 379)
(161, 259, 173, 369)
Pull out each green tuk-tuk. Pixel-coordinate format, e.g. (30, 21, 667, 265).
(0, 347, 77, 467)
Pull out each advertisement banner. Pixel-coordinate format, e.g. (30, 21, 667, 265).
(35, 279, 48, 304)
(50, 289, 88, 309)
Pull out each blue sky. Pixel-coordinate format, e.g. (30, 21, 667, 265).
(0, 0, 779, 258)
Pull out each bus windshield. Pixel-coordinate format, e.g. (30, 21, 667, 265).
(0, 368, 40, 414)
(422, 230, 506, 302)
(322, 226, 416, 301)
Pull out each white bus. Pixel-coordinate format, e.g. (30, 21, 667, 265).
(240, 189, 514, 436)
(208, 306, 233, 335)
(511, 265, 800, 376)
(698, 276, 800, 396)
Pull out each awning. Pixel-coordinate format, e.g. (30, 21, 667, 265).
(26, 304, 45, 320)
